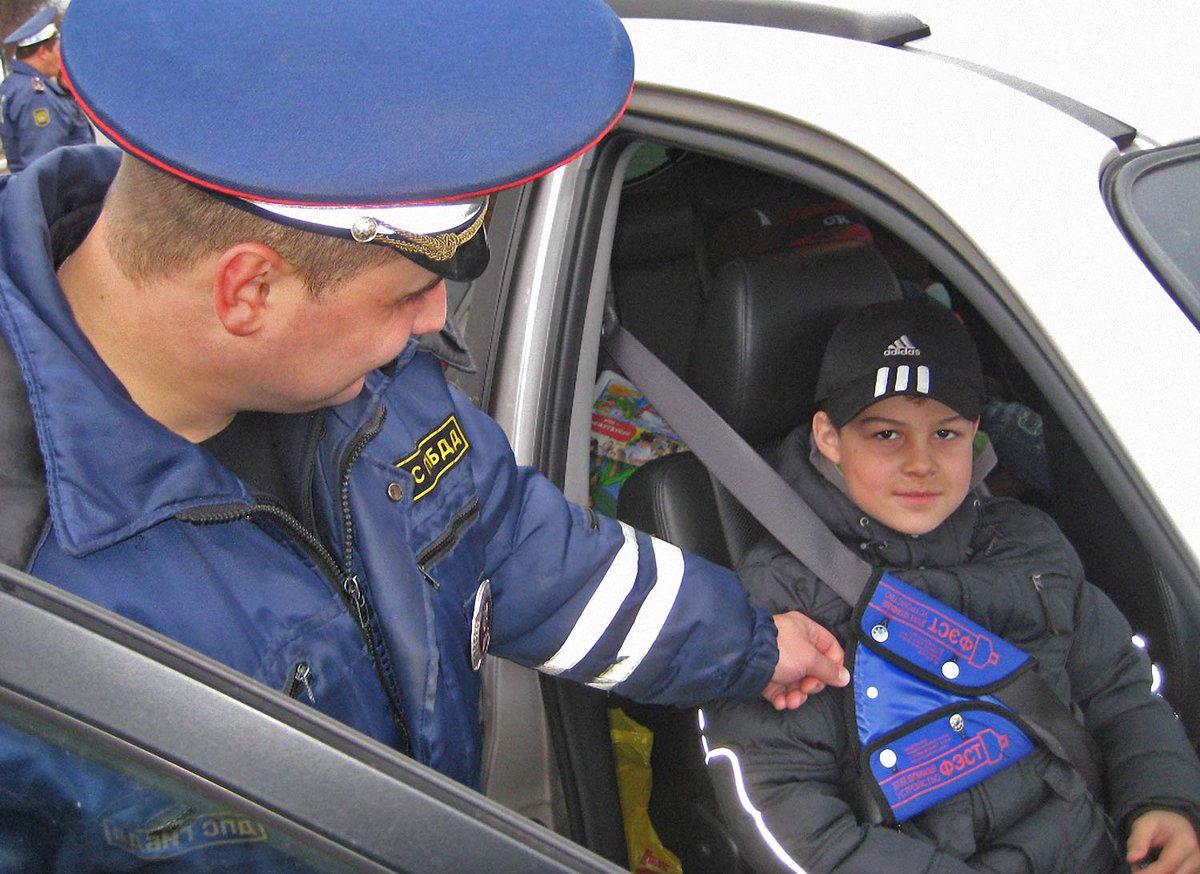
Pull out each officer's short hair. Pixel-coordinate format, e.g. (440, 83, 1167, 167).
(103, 157, 400, 296)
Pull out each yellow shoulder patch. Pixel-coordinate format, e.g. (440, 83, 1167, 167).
(395, 414, 470, 501)
(32, 107, 50, 127)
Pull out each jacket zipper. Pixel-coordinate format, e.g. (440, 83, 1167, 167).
(285, 661, 316, 703)
(180, 404, 411, 754)
(247, 502, 411, 753)
(338, 406, 386, 571)
(330, 406, 413, 753)
(415, 495, 480, 589)
(1031, 573, 1061, 635)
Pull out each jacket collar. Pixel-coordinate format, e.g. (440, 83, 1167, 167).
(0, 146, 253, 556)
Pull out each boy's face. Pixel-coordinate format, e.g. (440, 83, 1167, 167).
(812, 395, 978, 536)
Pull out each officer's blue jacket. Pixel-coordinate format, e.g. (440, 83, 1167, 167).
(0, 146, 779, 869)
(0, 59, 93, 172)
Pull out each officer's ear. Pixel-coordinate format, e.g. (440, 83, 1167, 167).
(811, 410, 843, 466)
(212, 243, 287, 336)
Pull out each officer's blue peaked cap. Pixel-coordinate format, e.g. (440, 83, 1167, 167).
(4, 5, 58, 48)
(59, 0, 635, 280)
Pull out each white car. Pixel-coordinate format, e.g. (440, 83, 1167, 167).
(2, 2, 1196, 870)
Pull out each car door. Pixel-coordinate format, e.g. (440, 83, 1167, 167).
(0, 563, 622, 872)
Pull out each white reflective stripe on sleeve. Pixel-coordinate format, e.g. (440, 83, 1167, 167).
(698, 708, 811, 874)
(537, 520, 640, 676)
(589, 535, 684, 690)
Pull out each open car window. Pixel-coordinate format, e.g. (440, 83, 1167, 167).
(506, 127, 1200, 868)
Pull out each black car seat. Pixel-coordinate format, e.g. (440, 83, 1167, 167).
(614, 243, 902, 872)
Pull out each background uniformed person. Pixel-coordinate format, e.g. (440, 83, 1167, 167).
(0, 4, 93, 173)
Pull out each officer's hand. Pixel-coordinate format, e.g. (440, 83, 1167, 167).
(1127, 809, 1200, 873)
(762, 611, 850, 710)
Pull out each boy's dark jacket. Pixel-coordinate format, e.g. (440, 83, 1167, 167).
(705, 426, 1200, 874)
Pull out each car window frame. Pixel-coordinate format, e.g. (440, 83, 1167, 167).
(1103, 136, 1200, 332)
(604, 89, 1200, 606)
(515, 91, 1200, 734)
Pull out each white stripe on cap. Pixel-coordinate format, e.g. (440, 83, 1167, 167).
(590, 535, 684, 690)
(873, 366, 889, 398)
(874, 364, 932, 399)
(16, 22, 56, 47)
(538, 521, 640, 676)
(243, 196, 487, 237)
(916, 365, 930, 394)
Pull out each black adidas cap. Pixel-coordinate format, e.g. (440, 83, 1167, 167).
(815, 298, 986, 428)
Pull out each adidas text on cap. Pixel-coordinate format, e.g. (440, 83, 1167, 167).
(815, 298, 986, 428)
(58, 0, 634, 280)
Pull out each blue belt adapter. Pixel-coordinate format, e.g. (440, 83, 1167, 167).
(854, 573, 1037, 822)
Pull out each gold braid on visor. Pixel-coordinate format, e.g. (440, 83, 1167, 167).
(349, 197, 490, 262)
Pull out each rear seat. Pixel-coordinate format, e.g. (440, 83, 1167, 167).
(614, 242, 903, 872)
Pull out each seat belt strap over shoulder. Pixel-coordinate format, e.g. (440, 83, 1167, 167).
(603, 322, 1103, 819)
(603, 321, 875, 605)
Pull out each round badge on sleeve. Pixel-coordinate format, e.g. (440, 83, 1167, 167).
(470, 579, 493, 671)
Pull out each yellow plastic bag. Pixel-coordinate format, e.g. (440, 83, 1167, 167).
(608, 708, 683, 874)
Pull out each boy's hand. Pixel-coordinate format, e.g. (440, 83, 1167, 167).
(1127, 809, 1200, 873)
(762, 611, 850, 710)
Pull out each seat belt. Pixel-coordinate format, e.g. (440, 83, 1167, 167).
(603, 321, 1104, 811)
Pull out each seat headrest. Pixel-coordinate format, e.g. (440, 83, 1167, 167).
(612, 190, 698, 267)
(686, 245, 903, 444)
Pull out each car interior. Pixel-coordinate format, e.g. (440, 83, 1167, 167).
(534, 138, 1200, 871)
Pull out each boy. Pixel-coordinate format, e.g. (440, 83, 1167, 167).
(704, 299, 1200, 873)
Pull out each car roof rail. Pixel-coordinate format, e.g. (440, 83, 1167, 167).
(913, 51, 1139, 150)
(606, 0, 930, 47)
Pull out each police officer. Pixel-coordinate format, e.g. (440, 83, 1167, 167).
(0, 5, 93, 173)
(0, 0, 847, 866)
